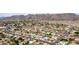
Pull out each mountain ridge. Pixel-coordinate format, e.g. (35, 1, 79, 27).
(0, 13, 79, 21)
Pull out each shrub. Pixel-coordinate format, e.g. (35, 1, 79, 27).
(60, 38, 68, 42)
(74, 31, 79, 36)
(0, 33, 6, 38)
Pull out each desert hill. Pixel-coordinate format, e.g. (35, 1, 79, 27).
(0, 13, 79, 21)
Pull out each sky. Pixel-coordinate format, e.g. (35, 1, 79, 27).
(0, 0, 79, 17)
(0, 13, 27, 17)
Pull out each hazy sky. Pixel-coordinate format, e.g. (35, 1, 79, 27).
(0, 13, 27, 17)
(0, 0, 79, 17)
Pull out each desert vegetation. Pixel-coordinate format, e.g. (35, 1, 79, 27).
(0, 20, 79, 45)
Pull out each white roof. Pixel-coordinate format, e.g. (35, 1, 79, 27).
(0, 26, 6, 29)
